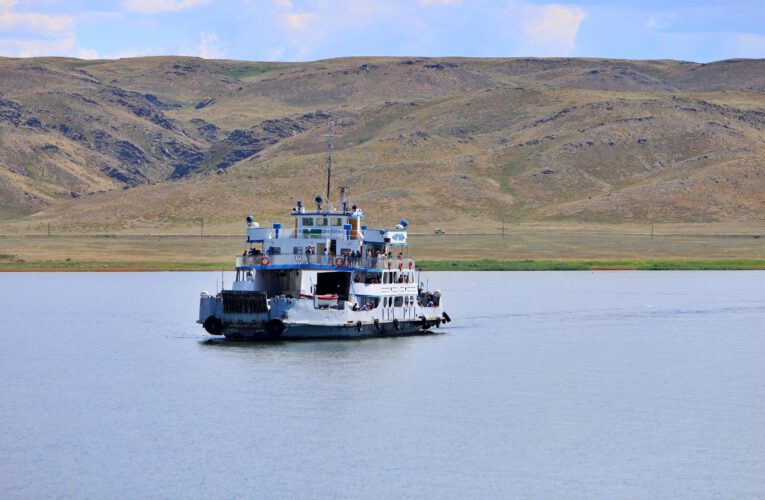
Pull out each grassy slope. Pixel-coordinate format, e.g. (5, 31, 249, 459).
(0, 56, 764, 236)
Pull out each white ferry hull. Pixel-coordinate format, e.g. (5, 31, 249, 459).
(200, 293, 450, 340)
(221, 320, 432, 340)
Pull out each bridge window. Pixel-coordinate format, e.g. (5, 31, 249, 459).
(332, 217, 343, 226)
(302, 217, 314, 226)
(394, 296, 403, 307)
(317, 217, 328, 226)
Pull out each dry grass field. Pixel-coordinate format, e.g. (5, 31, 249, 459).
(1, 222, 762, 270)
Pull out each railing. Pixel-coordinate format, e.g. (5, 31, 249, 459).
(248, 227, 358, 241)
(247, 227, 407, 243)
(237, 254, 415, 271)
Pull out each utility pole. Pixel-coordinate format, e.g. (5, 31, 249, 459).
(200, 217, 204, 241)
(651, 221, 654, 240)
(47, 223, 51, 237)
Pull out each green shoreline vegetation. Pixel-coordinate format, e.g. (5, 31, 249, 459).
(1, 259, 764, 271)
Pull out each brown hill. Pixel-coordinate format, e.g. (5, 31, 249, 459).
(0, 56, 763, 231)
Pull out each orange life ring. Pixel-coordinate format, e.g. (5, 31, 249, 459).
(335, 257, 345, 266)
(408, 261, 413, 269)
(260, 256, 270, 266)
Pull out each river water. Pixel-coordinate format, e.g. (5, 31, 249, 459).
(1, 271, 763, 499)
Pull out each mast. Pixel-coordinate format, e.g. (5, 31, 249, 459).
(325, 122, 334, 203)
(323, 122, 341, 204)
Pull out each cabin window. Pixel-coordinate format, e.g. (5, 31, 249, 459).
(332, 218, 343, 226)
(394, 296, 403, 307)
(382, 272, 388, 284)
(317, 217, 328, 226)
(293, 246, 303, 254)
(302, 217, 314, 226)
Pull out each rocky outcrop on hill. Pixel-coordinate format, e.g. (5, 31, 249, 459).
(0, 55, 763, 224)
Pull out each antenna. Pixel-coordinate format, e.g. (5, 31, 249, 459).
(323, 121, 342, 203)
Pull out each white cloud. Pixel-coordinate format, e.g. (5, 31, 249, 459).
(0, 1, 96, 58)
(521, 3, 587, 54)
(645, 13, 676, 32)
(285, 12, 314, 30)
(123, 0, 211, 14)
(0, 32, 76, 57)
(178, 31, 225, 58)
(112, 46, 163, 58)
(0, 0, 74, 34)
(275, 0, 392, 58)
(421, 0, 462, 5)
(78, 47, 99, 59)
(733, 33, 765, 57)
(196, 31, 225, 58)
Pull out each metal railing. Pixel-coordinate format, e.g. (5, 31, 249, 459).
(248, 227, 357, 241)
(237, 254, 415, 270)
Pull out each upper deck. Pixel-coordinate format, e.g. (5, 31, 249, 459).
(246, 226, 408, 245)
(236, 253, 415, 272)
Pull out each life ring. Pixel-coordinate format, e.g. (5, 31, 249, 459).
(260, 256, 270, 266)
(408, 261, 413, 269)
(294, 254, 302, 262)
(335, 257, 345, 266)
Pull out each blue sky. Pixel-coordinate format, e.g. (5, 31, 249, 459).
(1, 0, 763, 62)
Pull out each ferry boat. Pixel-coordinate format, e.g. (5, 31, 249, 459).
(197, 129, 451, 340)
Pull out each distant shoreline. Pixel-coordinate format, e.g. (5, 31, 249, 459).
(1, 259, 764, 272)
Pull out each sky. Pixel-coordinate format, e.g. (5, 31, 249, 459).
(1, 0, 764, 62)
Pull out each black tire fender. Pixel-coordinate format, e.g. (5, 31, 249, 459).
(264, 318, 285, 337)
(442, 312, 451, 323)
(392, 319, 400, 331)
(203, 316, 223, 335)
